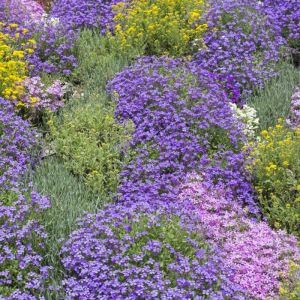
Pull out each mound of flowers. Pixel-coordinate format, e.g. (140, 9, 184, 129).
(178, 174, 300, 299)
(61, 200, 246, 299)
(109, 56, 258, 213)
(192, 0, 287, 98)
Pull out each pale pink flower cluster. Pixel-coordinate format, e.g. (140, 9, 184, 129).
(178, 174, 300, 299)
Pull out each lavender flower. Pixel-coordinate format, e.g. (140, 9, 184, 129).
(50, 0, 122, 33)
(0, 97, 39, 189)
(0, 188, 50, 299)
(178, 174, 300, 299)
(192, 0, 286, 98)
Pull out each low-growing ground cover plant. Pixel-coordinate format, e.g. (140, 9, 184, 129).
(61, 200, 246, 299)
(50, 0, 120, 33)
(49, 100, 132, 199)
(1, 0, 300, 299)
(0, 22, 36, 103)
(249, 120, 300, 237)
(0, 97, 39, 189)
(192, 0, 287, 98)
(110, 56, 258, 213)
(109, 0, 208, 57)
(178, 174, 300, 299)
(0, 189, 50, 299)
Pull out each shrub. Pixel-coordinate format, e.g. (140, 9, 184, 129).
(61, 201, 245, 299)
(178, 174, 300, 299)
(0, 188, 50, 299)
(0, 97, 39, 189)
(49, 100, 132, 199)
(108, 0, 208, 57)
(110, 56, 258, 213)
(192, 0, 286, 98)
(250, 120, 300, 236)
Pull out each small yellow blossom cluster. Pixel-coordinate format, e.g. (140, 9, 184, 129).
(249, 119, 300, 236)
(279, 261, 300, 300)
(0, 22, 36, 105)
(109, 0, 208, 57)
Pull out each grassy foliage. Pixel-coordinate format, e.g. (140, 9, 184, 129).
(32, 157, 103, 298)
(71, 29, 138, 97)
(249, 61, 300, 131)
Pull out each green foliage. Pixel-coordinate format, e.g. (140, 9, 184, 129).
(249, 61, 300, 131)
(71, 29, 137, 96)
(32, 157, 103, 299)
(250, 121, 300, 236)
(49, 100, 132, 198)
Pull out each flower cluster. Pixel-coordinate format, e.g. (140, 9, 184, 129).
(21, 76, 67, 112)
(50, 0, 121, 33)
(263, 0, 300, 48)
(230, 103, 259, 140)
(110, 56, 258, 212)
(291, 87, 300, 127)
(0, 0, 44, 26)
(0, 97, 38, 189)
(178, 174, 300, 299)
(109, 0, 208, 57)
(250, 120, 300, 236)
(61, 200, 245, 299)
(0, 189, 50, 299)
(192, 0, 285, 98)
(0, 22, 36, 103)
(280, 260, 300, 300)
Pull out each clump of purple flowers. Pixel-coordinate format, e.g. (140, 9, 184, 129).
(61, 200, 246, 299)
(263, 0, 300, 46)
(109, 56, 258, 213)
(178, 174, 300, 300)
(27, 19, 77, 76)
(291, 87, 300, 127)
(0, 189, 50, 299)
(21, 76, 67, 112)
(192, 0, 286, 98)
(0, 97, 39, 190)
(0, 0, 45, 25)
(50, 0, 122, 33)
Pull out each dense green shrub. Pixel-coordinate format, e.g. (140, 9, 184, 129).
(250, 121, 300, 236)
(49, 100, 132, 199)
